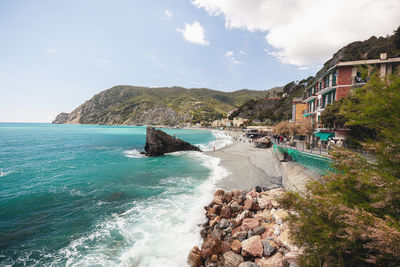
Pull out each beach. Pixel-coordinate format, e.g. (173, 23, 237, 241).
(207, 131, 282, 191)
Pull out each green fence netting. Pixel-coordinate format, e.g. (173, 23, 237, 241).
(273, 143, 333, 175)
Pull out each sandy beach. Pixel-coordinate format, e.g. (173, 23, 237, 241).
(206, 131, 282, 191)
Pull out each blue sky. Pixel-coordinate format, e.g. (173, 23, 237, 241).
(1, 0, 399, 122)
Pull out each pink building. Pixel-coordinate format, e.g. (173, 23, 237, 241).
(303, 53, 400, 126)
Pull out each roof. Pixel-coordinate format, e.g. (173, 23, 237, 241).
(337, 57, 400, 66)
(314, 132, 335, 141)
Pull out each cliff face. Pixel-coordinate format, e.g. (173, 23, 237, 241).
(144, 126, 201, 156)
(52, 86, 267, 126)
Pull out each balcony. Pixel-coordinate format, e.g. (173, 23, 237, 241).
(317, 85, 336, 96)
(303, 94, 317, 103)
(351, 76, 368, 86)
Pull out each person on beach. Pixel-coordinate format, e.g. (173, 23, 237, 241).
(213, 147, 215, 152)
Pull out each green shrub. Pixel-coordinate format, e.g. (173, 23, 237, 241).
(279, 74, 400, 266)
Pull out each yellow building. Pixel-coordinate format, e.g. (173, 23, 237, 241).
(292, 98, 307, 123)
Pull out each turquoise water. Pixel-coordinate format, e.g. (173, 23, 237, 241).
(0, 123, 229, 266)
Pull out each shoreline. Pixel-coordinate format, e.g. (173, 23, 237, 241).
(206, 131, 282, 191)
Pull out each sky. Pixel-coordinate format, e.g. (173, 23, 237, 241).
(1, 0, 400, 122)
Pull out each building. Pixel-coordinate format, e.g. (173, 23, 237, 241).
(303, 53, 400, 125)
(232, 117, 248, 127)
(292, 98, 307, 123)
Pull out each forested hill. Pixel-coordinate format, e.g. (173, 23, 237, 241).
(53, 86, 268, 126)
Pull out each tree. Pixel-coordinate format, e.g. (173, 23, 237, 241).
(299, 119, 316, 144)
(279, 74, 400, 266)
(394, 25, 400, 49)
(320, 98, 347, 129)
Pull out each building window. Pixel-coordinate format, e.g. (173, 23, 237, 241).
(332, 71, 337, 86)
(324, 75, 329, 88)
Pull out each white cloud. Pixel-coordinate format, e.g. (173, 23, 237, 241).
(98, 58, 110, 63)
(177, 21, 210, 46)
(224, 50, 243, 64)
(297, 66, 310, 71)
(239, 50, 246, 55)
(192, 0, 400, 66)
(224, 50, 234, 57)
(165, 9, 173, 19)
(45, 48, 56, 54)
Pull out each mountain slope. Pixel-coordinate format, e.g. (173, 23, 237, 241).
(53, 86, 267, 125)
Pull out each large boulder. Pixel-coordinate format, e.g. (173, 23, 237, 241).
(201, 236, 221, 259)
(222, 251, 244, 267)
(187, 246, 203, 267)
(241, 235, 263, 257)
(144, 126, 201, 156)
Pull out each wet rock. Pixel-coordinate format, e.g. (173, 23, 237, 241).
(241, 235, 263, 257)
(262, 240, 276, 256)
(239, 262, 259, 267)
(201, 237, 221, 259)
(187, 246, 202, 267)
(144, 126, 201, 156)
(231, 239, 242, 254)
(257, 252, 284, 267)
(222, 251, 244, 267)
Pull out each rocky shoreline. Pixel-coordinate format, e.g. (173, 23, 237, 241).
(188, 187, 301, 267)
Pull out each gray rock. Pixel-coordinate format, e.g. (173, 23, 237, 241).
(252, 225, 266, 235)
(144, 127, 201, 156)
(219, 218, 230, 229)
(239, 262, 259, 267)
(262, 240, 276, 256)
(232, 231, 247, 240)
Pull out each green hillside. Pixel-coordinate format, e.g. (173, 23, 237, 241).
(53, 86, 268, 125)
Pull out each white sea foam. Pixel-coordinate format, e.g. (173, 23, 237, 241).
(198, 130, 232, 151)
(123, 149, 146, 159)
(53, 131, 229, 266)
(55, 152, 227, 266)
(0, 170, 11, 177)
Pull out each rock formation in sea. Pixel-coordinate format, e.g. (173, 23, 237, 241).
(188, 187, 302, 267)
(144, 126, 201, 156)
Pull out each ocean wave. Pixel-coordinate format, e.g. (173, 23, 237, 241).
(198, 130, 232, 151)
(52, 148, 228, 266)
(0, 170, 11, 177)
(123, 149, 146, 159)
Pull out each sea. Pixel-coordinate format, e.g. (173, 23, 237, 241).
(0, 123, 231, 266)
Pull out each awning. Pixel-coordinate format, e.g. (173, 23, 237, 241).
(303, 113, 310, 117)
(314, 132, 335, 141)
